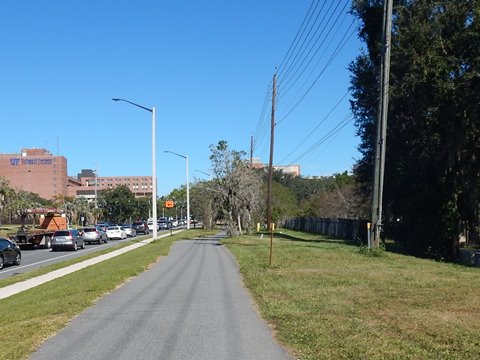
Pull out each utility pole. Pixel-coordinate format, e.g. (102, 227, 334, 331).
(371, 0, 393, 248)
(250, 134, 254, 167)
(267, 73, 276, 265)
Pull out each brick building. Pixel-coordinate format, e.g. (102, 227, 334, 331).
(0, 148, 68, 200)
(0, 149, 152, 202)
(67, 169, 153, 201)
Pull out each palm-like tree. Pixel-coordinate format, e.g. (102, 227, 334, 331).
(0, 177, 13, 225)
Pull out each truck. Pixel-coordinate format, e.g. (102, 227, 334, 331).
(9, 210, 69, 249)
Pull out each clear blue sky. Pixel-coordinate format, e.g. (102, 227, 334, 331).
(1, 0, 362, 197)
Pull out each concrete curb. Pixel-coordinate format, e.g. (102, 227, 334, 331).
(0, 230, 184, 300)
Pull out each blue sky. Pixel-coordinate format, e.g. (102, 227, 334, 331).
(1, 1, 362, 196)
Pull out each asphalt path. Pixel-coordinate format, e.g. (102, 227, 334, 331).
(28, 233, 293, 360)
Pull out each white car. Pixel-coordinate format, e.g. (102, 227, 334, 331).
(122, 225, 136, 237)
(106, 226, 127, 240)
(147, 221, 159, 231)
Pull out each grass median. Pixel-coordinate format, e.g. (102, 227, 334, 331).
(0, 229, 216, 360)
(0, 238, 142, 288)
(223, 229, 480, 360)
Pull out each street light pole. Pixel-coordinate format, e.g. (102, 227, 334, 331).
(94, 168, 98, 209)
(113, 98, 157, 240)
(152, 106, 157, 239)
(186, 155, 190, 230)
(164, 150, 190, 230)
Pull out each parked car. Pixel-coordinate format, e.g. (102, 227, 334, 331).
(0, 237, 21, 270)
(106, 226, 127, 240)
(51, 229, 85, 251)
(95, 222, 109, 232)
(132, 221, 149, 235)
(158, 220, 169, 230)
(122, 224, 136, 237)
(82, 226, 108, 244)
(147, 221, 159, 232)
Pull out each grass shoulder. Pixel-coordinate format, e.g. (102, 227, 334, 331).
(222, 230, 480, 360)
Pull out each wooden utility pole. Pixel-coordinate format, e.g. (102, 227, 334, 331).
(250, 134, 254, 167)
(371, 0, 393, 247)
(267, 74, 276, 265)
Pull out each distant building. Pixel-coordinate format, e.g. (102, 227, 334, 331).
(273, 165, 301, 177)
(67, 169, 153, 201)
(0, 148, 153, 202)
(0, 148, 67, 199)
(251, 157, 301, 176)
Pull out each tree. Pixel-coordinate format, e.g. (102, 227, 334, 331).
(265, 170, 367, 220)
(209, 140, 263, 235)
(9, 190, 49, 228)
(133, 196, 151, 222)
(190, 181, 218, 230)
(163, 187, 187, 220)
(350, 0, 480, 259)
(269, 182, 297, 225)
(0, 177, 14, 225)
(59, 196, 78, 226)
(99, 185, 136, 223)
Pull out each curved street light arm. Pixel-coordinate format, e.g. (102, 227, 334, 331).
(164, 150, 186, 159)
(112, 98, 152, 113)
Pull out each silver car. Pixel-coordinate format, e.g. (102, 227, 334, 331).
(82, 227, 108, 244)
(122, 224, 136, 238)
(51, 229, 85, 251)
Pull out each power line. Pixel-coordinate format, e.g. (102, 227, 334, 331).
(277, 0, 347, 96)
(287, 114, 354, 166)
(253, 0, 356, 167)
(278, 9, 353, 105)
(253, 81, 273, 150)
(278, 90, 350, 164)
(277, 0, 320, 77)
(277, 17, 357, 124)
(277, 0, 329, 85)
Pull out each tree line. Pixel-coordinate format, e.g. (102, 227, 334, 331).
(165, 140, 366, 236)
(350, 0, 479, 259)
(0, 141, 365, 233)
(0, 176, 151, 227)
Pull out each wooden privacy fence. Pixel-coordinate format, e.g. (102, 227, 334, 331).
(283, 217, 368, 243)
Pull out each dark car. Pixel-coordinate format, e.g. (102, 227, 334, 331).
(158, 220, 169, 230)
(132, 221, 150, 235)
(95, 222, 109, 232)
(51, 229, 85, 251)
(0, 238, 21, 270)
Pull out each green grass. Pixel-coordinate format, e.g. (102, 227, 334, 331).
(0, 229, 216, 360)
(223, 231, 480, 360)
(0, 224, 20, 238)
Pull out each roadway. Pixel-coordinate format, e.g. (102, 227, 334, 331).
(0, 231, 172, 281)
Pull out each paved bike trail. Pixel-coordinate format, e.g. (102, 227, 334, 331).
(29, 234, 293, 360)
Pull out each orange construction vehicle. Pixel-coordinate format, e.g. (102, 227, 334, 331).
(9, 209, 69, 249)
